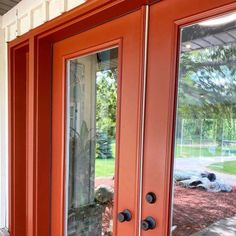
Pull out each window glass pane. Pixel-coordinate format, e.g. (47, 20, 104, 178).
(66, 48, 118, 236)
(172, 13, 236, 236)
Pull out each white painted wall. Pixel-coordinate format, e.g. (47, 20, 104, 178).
(0, 0, 87, 230)
(2, 0, 86, 41)
(0, 15, 8, 229)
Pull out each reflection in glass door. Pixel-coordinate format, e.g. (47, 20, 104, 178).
(172, 13, 236, 236)
(66, 48, 118, 236)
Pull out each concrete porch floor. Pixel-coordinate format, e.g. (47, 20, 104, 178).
(191, 216, 236, 236)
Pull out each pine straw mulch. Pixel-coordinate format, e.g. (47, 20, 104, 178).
(173, 185, 236, 236)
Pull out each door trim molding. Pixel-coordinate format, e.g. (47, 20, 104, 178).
(8, 0, 161, 48)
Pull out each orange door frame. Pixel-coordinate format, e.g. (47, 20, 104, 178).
(8, 1, 159, 236)
(10, 1, 236, 236)
(142, 1, 236, 236)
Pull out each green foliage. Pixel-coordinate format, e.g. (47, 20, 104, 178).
(178, 43, 236, 144)
(96, 70, 117, 159)
(96, 132, 113, 159)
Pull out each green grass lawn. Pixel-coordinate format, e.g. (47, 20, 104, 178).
(175, 145, 235, 158)
(95, 142, 116, 177)
(95, 158, 115, 177)
(208, 160, 236, 175)
(95, 144, 236, 176)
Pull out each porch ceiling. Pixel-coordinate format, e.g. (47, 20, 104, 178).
(0, 0, 21, 15)
(181, 21, 236, 52)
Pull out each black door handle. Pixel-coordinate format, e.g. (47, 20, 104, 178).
(141, 216, 156, 231)
(145, 192, 157, 204)
(118, 209, 132, 222)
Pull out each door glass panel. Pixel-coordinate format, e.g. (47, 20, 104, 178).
(66, 48, 118, 236)
(172, 13, 236, 236)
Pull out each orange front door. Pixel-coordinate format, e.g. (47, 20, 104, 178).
(142, 0, 236, 236)
(51, 8, 146, 236)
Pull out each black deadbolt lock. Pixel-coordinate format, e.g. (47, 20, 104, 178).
(118, 209, 132, 222)
(145, 192, 156, 204)
(141, 216, 156, 231)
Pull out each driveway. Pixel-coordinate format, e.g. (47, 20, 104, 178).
(174, 156, 236, 186)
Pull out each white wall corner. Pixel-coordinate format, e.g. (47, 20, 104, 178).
(0, 228, 9, 236)
(2, 0, 88, 41)
(0, 17, 8, 230)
